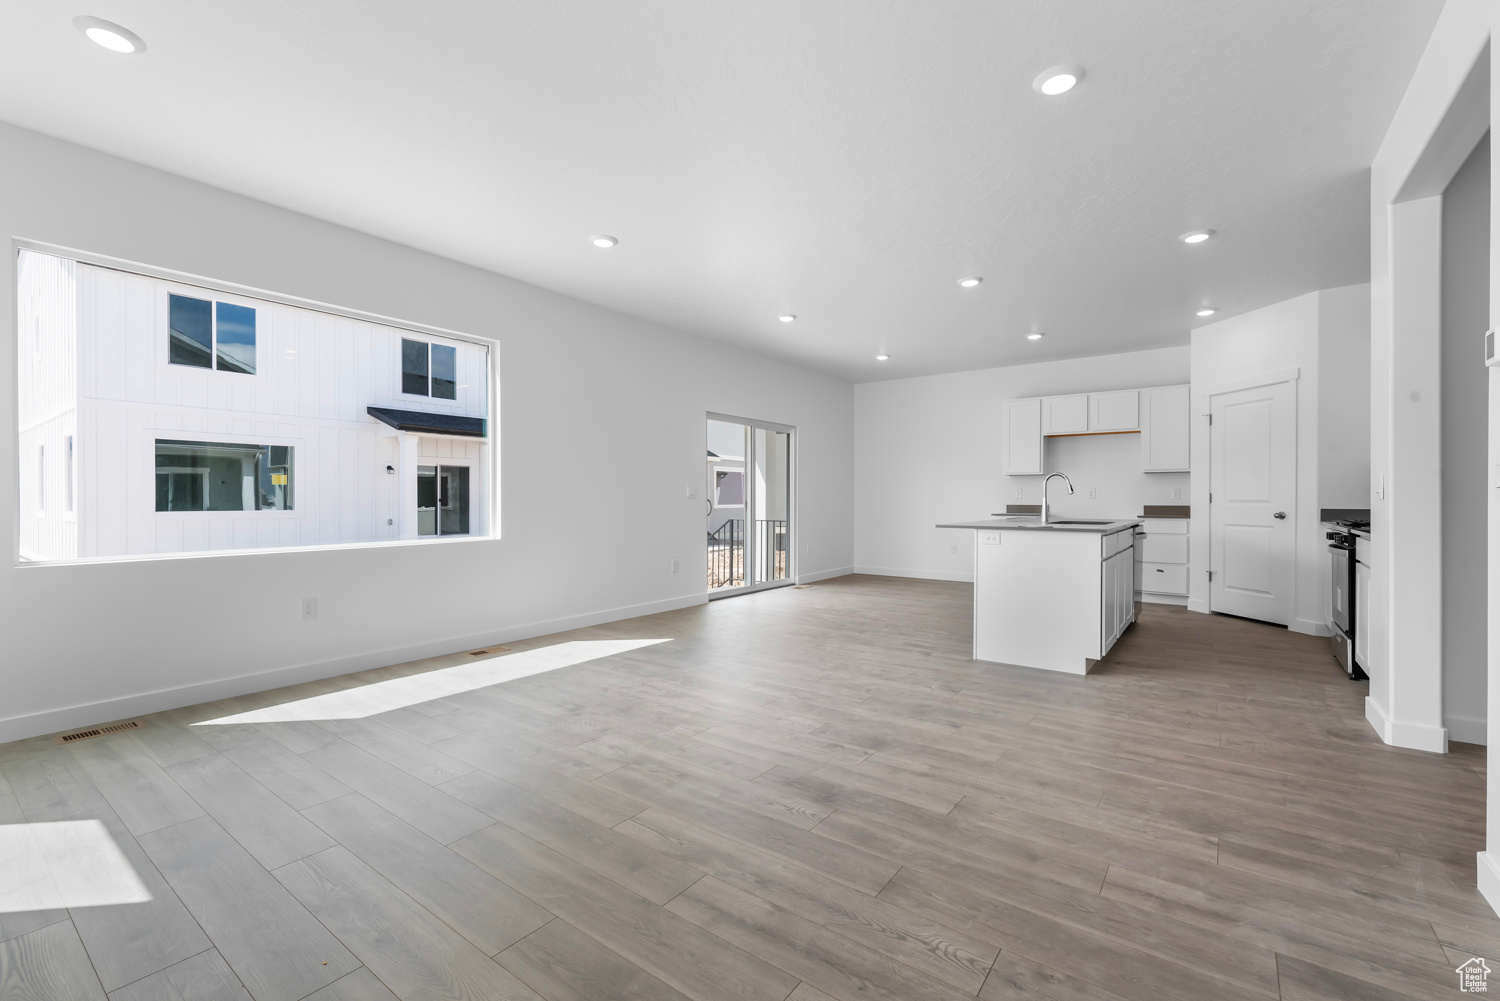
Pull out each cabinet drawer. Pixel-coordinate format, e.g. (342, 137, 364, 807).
(1139, 533, 1187, 564)
(1139, 562, 1188, 595)
(1355, 535, 1371, 566)
(1142, 518, 1188, 534)
(1102, 530, 1134, 558)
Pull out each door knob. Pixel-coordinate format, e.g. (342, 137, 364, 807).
(1273, 511, 1286, 520)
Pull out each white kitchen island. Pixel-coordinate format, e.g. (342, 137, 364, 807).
(937, 518, 1139, 674)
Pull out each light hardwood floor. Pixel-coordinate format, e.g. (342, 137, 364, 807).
(0, 574, 1491, 1000)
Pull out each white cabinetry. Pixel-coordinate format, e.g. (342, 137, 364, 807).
(1089, 391, 1139, 432)
(1101, 531, 1135, 655)
(1004, 384, 1189, 478)
(1041, 395, 1088, 435)
(1135, 518, 1188, 598)
(1140, 385, 1190, 472)
(1003, 398, 1044, 474)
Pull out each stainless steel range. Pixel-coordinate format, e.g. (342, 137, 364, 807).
(1326, 520, 1368, 679)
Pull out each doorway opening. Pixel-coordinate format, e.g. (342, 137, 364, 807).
(706, 416, 792, 596)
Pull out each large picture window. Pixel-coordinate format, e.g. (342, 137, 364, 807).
(17, 247, 491, 562)
(154, 441, 293, 512)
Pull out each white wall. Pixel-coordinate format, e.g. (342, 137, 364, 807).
(1189, 285, 1371, 637)
(1443, 131, 1490, 745)
(1319, 285, 1374, 508)
(0, 121, 855, 742)
(852, 347, 1189, 581)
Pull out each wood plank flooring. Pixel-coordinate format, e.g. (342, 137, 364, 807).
(0, 574, 1489, 1000)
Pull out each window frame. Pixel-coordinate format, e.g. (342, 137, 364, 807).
(149, 434, 301, 519)
(166, 291, 258, 375)
(399, 337, 461, 403)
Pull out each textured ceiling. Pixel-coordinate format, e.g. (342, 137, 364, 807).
(0, 1, 1444, 381)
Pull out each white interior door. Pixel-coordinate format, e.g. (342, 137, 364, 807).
(1209, 380, 1296, 624)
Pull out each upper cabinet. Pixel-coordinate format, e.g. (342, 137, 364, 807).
(1140, 385, 1190, 471)
(1089, 390, 1139, 432)
(1005, 384, 1189, 475)
(1003, 398, 1044, 474)
(1041, 395, 1088, 435)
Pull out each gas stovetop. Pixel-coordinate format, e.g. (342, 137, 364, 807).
(1330, 519, 1369, 533)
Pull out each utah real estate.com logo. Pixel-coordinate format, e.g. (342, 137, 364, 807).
(1459, 957, 1492, 992)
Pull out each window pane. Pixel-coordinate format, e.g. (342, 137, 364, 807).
(438, 466, 469, 535)
(417, 465, 437, 535)
(402, 339, 429, 395)
(715, 469, 744, 505)
(431, 344, 457, 400)
(215, 302, 257, 374)
(169, 294, 213, 368)
(154, 440, 293, 512)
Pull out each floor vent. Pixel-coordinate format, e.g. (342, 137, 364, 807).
(468, 646, 510, 656)
(54, 719, 144, 745)
(794, 584, 815, 589)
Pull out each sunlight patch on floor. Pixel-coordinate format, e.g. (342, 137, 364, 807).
(0, 820, 153, 913)
(192, 638, 671, 725)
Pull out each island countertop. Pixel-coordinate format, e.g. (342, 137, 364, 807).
(936, 518, 1140, 534)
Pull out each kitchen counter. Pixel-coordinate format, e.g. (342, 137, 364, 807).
(953, 517, 1141, 533)
(938, 519, 1137, 673)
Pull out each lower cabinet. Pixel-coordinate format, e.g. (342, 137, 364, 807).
(1101, 540, 1135, 656)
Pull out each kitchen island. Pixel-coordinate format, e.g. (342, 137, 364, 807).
(937, 518, 1139, 674)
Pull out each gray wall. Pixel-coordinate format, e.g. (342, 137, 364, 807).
(1442, 131, 1489, 744)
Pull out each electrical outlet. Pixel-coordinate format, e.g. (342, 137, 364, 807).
(1171, 487, 1181, 500)
(670, 559, 679, 574)
(949, 544, 958, 555)
(1088, 487, 1097, 500)
(1014, 487, 1023, 499)
(300, 597, 318, 621)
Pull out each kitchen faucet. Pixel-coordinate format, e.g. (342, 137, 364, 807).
(1040, 472, 1074, 524)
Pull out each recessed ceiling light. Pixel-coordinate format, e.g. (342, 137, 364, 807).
(73, 16, 145, 54)
(1027, 332, 1045, 341)
(778, 314, 797, 323)
(875, 353, 890, 361)
(590, 235, 617, 248)
(1196, 307, 1217, 317)
(1032, 64, 1084, 96)
(958, 277, 983, 288)
(1179, 229, 1214, 244)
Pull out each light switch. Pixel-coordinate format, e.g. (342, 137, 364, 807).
(687, 485, 698, 499)
(980, 531, 1001, 546)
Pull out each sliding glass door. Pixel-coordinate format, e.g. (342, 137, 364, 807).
(706, 415, 793, 596)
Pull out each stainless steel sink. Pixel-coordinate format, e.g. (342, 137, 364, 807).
(1042, 520, 1116, 526)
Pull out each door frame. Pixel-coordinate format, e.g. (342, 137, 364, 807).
(706, 412, 796, 599)
(1194, 372, 1302, 627)
(1202, 372, 1299, 626)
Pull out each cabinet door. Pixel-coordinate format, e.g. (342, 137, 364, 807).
(1354, 561, 1370, 668)
(1141, 385, 1191, 471)
(1101, 554, 1119, 653)
(1119, 547, 1135, 631)
(1042, 395, 1088, 435)
(1089, 390, 1139, 431)
(1003, 398, 1044, 474)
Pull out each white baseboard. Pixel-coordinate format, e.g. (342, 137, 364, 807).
(1446, 714, 1488, 746)
(1365, 696, 1448, 753)
(0, 591, 710, 745)
(1291, 617, 1331, 638)
(1137, 593, 1188, 606)
(1479, 852, 1500, 919)
(853, 565, 973, 583)
(1187, 598, 1210, 614)
(797, 565, 854, 584)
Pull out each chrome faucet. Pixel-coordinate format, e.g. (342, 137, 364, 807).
(1040, 472, 1074, 524)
